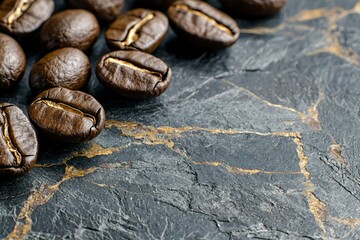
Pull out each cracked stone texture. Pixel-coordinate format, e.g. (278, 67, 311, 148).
(1, 0, 360, 239)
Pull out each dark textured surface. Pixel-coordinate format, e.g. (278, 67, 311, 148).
(0, 0, 360, 239)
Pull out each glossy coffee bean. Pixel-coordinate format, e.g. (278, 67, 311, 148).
(0, 33, 26, 90)
(105, 8, 168, 53)
(96, 50, 172, 98)
(29, 48, 91, 93)
(0, 103, 38, 179)
(66, 0, 124, 22)
(219, 0, 287, 17)
(0, 0, 54, 36)
(40, 9, 100, 51)
(167, 0, 240, 49)
(29, 88, 105, 143)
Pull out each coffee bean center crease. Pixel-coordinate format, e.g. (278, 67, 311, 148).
(7, 0, 32, 28)
(105, 57, 163, 79)
(37, 100, 96, 123)
(1, 110, 22, 166)
(174, 4, 233, 35)
(123, 12, 154, 46)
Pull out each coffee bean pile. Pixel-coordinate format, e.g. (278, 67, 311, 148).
(0, 0, 287, 178)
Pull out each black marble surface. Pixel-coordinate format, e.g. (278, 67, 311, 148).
(1, 0, 360, 239)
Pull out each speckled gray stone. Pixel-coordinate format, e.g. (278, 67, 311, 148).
(0, 0, 359, 239)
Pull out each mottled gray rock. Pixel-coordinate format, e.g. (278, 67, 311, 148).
(0, 0, 360, 239)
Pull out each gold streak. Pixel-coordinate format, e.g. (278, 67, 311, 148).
(37, 100, 95, 123)
(6, 148, 131, 240)
(174, 5, 233, 35)
(294, 136, 328, 237)
(91, 182, 115, 189)
(5, 165, 97, 240)
(34, 143, 128, 170)
(307, 32, 360, 67)
(105, 58, 162, 79)
(330, 144, 346, 164)
(123, 13, 154, 46)
(222, 79, 300, 114)
(193, 161, 301, 175)
(2, 111, 22, 166)
(332, 217, 360, 228)
(243, 3, 360, 68)
(297, 3, 360, 67)
(223, 80, 325, 131)
(299, 90, 324, 131)
(289, 8, 335, 22)
(106, 120, 302, 177)
(75, 144, 123, 159)
(106, 119, 299, 149)
(241, 24, 284, 35)
(7, 0, 32, 28)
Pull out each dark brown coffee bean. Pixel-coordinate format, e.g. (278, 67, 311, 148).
(0, 0, 54, 36)
(29, 48, 91, 93)
(0, 103, 38, 179)
(96, 50, 172, 98)
(167, 0, 240, 49)
(29, 88, 105, 143)
(0, 33, 26, 90)
(66, 0, 124, 22)
(40, 9, 100, 51)
(105, 8, 168, 53)
(219, 0, 287, 17)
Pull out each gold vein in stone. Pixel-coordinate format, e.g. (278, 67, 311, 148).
(105, 58, 162, 79)
(330, 143, 346, 164)
(106, 119, 300, 149)
(221, 79, 300, 115)
(299, 90, 324, 131)
(6, 142, 132, 240)
(174, 4, 233, 35)
(122, 13, 154, 46)
(2, 111, 22, 166)
(223, 80, 325, 131)
(242, 3, 360, 69)
(294, 136, 328, 238)
(37, 100, 95, 123)
(7, 0, 32, 28)
(193, 161, 301, 175)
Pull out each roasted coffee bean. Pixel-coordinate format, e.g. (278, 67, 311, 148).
(0, 33, 26, 90)
(0, 103, 38, 179)
(29, 88, 105, 143)
(105, 8, 168, 53)
(40, 9, 100, 51)
(0, 0, 54, 36)
(29, 48, 91, 93)
(167, 0, 240, 49)
(66, 0, 124, 22)
(96, 50, 172, 98)
(219, 0, 287, 17)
